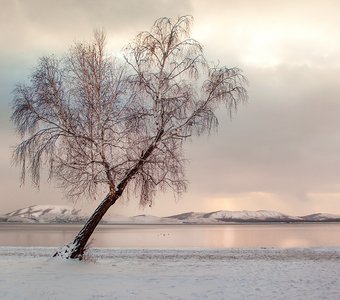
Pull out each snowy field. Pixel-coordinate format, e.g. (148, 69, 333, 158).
(1, 247, 340, 299)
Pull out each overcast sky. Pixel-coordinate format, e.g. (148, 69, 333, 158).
(1, 0, 340, 216)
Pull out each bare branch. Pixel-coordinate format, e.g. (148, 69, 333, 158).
(12, 16, 247, 209)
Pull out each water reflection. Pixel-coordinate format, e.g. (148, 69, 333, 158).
(0, 224, 340, 248)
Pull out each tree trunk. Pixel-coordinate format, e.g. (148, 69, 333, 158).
(54, 129, 164, 260)
(53, 192, 118, 259)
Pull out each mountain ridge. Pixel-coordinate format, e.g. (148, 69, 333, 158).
(2, 205, 340, 224)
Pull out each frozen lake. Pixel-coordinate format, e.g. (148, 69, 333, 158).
(1, 223, 340, 248)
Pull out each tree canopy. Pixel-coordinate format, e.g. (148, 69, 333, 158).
(12, 16, 247, 258)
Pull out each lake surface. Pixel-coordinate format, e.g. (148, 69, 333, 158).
(1, 223, 340, 248)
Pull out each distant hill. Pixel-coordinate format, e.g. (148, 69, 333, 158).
(1, 205, 340, 224)
(167, 210, 340, 223)
(167, 210, 303, 223)
(0, 205, 177, 224)
(2, 205, 86, 223)
(302, 213, 340, 222)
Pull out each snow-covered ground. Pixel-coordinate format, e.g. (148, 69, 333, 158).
(1, 247, 340, 299)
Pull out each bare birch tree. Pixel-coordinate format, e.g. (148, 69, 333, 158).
(12, 16, 247, 259)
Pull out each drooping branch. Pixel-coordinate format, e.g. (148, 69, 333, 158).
(13, 16, 248, 259)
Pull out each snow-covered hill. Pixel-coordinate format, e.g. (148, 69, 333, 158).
(168, 210, 340, 223)
(166, 210, 301, 223)
(3, 205, 86, 223)
(2, 205, 340, 224)
(303, 213, 340, 222)
(0, 205, 178, 224)
(205, 210, 296, 220)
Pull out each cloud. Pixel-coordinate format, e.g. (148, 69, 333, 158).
(191, 0, 340, 68)
(2, 0, 340, 215)
(185, 64, 340, 207)
(0, 0, 193, 58)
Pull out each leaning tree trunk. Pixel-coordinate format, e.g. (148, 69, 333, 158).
(53, 192, 118, 259)
(53, 130, 164, 259)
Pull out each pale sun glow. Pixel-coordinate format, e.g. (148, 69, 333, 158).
(240, 24, 331, 67)
(205, 192, 283, 212)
